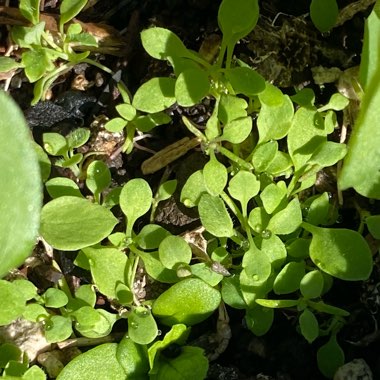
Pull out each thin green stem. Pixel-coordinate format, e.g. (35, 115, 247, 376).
(218, 146, 253, 170)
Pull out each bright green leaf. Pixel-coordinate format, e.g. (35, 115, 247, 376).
(128, 306, 158, 345)
(40, 196, 118, 250)
(175, 68, 210, 106)
(159, 235, 192, 269)
(221, 116, 252, 144)
(273, 261, 305, 294)
(299, 308, 319, 343)
(300, 270, 324, 299)
(203, 156, 228, 196)
(45, 177, 83, 199)
(0, 280, 26, 325)
(60, 0, 87, 29)
(225, 67, 265, 96)
(267, 198, 302, 235)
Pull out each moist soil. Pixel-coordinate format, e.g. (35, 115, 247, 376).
(2, 0, 380, 379)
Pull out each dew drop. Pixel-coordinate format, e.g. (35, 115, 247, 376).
(157, 329, 162, 336)
(130, 321, 139, 329)
(253, 275, 259, 281)
(261, 229, 272, 239)
(253, 224, 262, 233)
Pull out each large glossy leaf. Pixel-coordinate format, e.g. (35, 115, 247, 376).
(40, 196, 118, 250)
(0, 91, 42, 278)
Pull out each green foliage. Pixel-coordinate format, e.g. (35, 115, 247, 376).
(0, 91, 42, 278)
(0, 0, 377, 378)
(310, 0, 339, 33)
(0, 0, 109, 104)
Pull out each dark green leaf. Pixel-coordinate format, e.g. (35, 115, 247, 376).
(299, 308, 319, 343)
(310, 0, 339, 33)
(317, 335, 344, 378)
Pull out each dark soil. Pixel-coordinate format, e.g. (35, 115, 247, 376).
(2, 0, 380, 379)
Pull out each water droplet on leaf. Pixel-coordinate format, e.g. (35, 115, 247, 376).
(261, 229, 272, 239)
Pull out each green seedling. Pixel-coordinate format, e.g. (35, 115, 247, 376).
(0, 0, 113, 104)
(42, 127, 91, 177)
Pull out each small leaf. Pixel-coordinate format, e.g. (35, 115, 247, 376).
(141, 27, 190, 60)
(218, 94, 247, 124)
(198, 194, 234, 237)
(175, 68, 210, 107)
(317, 335, 345, 378)
(225, 67, 265, 96)
(135, 224, 171, 250)
(260, 181, 287, 214)
(203, 156, 228, 196)
(82, 246, 127, 299)
(303, 223, 373, 281)
(218, 0, 259, 43)
(155, 180, 177, 203)
(66, 128, 90, 149)
(260, 234, 287, 269)
(40, 196, 118, 250)
(116, 103, 136, 121)
(128, 306, 158, 345)
(299, 308, 319, 343)
(60, 0, 87, 28)
(255, 299, 299, 308)
(120, 179, 152, 236)
(43, 132, 67, 156)
(221, 276, 247, 309)
(300, 270, 324, 299)
(287, 238, 311, 259)
(19, 0, 41, 24)
(0, 57, 23, 72)
(0, 92, 42, 277)
(318, 93, 350, 112)
(56, 343, 126, 380)
(152, 278, 221, 325)
(310, 0, 339, 33)
(251, 141, 278, 172)
(191, 263, 223, 287)
(267, 198, 302, 235)
(242, 245, 272, 286)
(45, 177, 83, 199)
(42, 288, 68, 308)
(308, 141, 347, 167)
(104, 117, 127, 133)
(257, 93, 294, 143)
(180, 170, 207, 207)
(132, 77, 176, 113)
(304, 192, 331, 226)
(228, 171, 260, 215)
(22, 49, 53, 82)
(245, 305, 274, 336)
(273, 261, 305, 294)
(86, 160, 111, 196)
(133, 112, 171, 132)
(159, 235, 192, 269)
(44, 315, 72, 343)
(221, 116, 252, 144)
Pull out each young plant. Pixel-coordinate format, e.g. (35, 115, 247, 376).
(0, 0, 113, 104)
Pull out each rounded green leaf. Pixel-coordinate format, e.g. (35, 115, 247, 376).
(260, 181, 287, 215)
(135, 224, 171, 250)
(0, 91, 42, 277)
(300, 270, 324, 299)
(45, 177, 83, 199)
(152, 278, 221, 325)
(303, 224, 373, 281)
(128, 307, 158, 345)
(82, 246, 127, 299)
(180, 170, 207, 207)
(310, 0, 338, 33)
(267, 198, 302, 235)
(56, 343, 126, 380)
(198, 194, 234, 237)
(245, 305, 274, 336)
(221, 116, 252, 144)
(40, 196, 118, 250)
(203, 156, 228, 196)
(44, 315, 72, 343)
(132, 77, 176, 113)
(116, 103, 136, 121)
(260, 234, 287, 269)
(60, 0, 87, 28)
(255, 299, 299, 308)
(299, 308, 319, 343)
(273, 261, 305, 294)
(317, 335, 344, 378)
(120, 179, 152, 235)
(367, 215, 380, 239)
(0, 280, 26, 325)
(66, 128, 90, 149)
(42, 288, 68, 308)
(242, 245, 272, 286)
(175, 68, 210, 107)
(104, 117, 128, 132)
(251, 140, 278, 172)
(221, 276, 247, 309)
(43, 132, 67, 156)
(86, 160, 111, 196)
(218, 0, 259, 42)
(141, 27, 189, 60)
(225, 67, 265, 96)
(159, 236, 192, 269)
